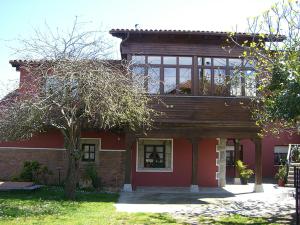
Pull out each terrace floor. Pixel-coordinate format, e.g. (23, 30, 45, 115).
(116, 183, 296, 224)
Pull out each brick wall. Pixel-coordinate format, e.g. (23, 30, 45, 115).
(0, 148, 125, 190)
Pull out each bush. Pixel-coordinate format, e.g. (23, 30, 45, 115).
(17, 161, 52, 184)
(236, 160, 254, 184)
(275, 164, 287, 181)
(84, 164, 101, 189)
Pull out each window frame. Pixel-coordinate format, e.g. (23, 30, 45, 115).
(136, 138, 173, 172)
(274, 146, 288, 166)
(82, 144, 96, 162)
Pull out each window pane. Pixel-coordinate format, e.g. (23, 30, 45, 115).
(90, 153, 95, 159)
(214, 69, 227, 96)
(244, 70, 256, 96)
(84, 145, 89, 151)
(178, 68, 191, 94)
(148, 56, 161, 64)
(230, 70, 242, 96)
(200, 69, 211, 95)
(132, 66, 145, 91)
(198, 57, 203, 65)
(132, 55, 145, 64)
(148, 67, 160, 94)
(84, 153, 89, 159)
(229, 58, 242, 67)
(90, 145, 95, 151)
(163, 56, 176, 65)
(214, 58, 226, 67)
(203, 58, 212, 66)
(164, 68, 176, 94)
(179, 57, 192, 65)
(214, 69, 226, 85)
(244, 59, 256, 67)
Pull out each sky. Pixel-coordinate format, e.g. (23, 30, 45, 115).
(0, 0, 280, 97)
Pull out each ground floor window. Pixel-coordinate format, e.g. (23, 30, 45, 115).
(82, 144, 96, 161)
(274, 146, 288, 165)
(137, 139, 172, 172)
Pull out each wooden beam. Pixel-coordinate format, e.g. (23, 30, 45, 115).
(254, 138, 263, 186)
(189, 137, 199, 185)
(234, 139, 241, 178)
(124, 134, 135, 184)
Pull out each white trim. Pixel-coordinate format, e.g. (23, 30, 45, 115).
(100, 149, 126, 152)
(136, 138, 173, 173)
(0, 147, 66, 151)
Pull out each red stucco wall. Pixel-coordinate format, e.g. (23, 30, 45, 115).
(198, 139, 218, 187)
(132, 138, 219, 188)
(132, 138, 193, 187)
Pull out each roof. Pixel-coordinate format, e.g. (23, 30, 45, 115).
(109, 28, 285, 41)
(9, 59, 123, 71)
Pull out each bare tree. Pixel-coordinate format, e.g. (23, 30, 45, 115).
(0, 19, 155, 199)
(227, 0, 300, 136)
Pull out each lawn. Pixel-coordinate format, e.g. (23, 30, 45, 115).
(0, 187, 179, 225)
(0, 187, 289, 225)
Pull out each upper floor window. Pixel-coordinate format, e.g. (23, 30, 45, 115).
(131, 54, 256, 97)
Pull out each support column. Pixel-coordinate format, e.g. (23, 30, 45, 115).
(189, 137, 199, 192)
(254, 138, 264, 192)
(217, 138, 227, 187)
(234, 139, 241, 184)
(123, 134, 135, 192)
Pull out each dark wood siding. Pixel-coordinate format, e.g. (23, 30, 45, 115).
(122, 42, 243, 57)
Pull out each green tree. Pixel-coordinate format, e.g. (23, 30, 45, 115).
(230, 0, 300, 135)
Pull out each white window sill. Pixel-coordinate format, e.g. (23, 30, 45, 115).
(136, 168, 173, 173)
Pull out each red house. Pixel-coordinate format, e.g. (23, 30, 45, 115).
(0, 29, 299, 192)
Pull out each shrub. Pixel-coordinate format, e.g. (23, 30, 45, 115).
(17, 161, 52, 184)
(84, 164, 101, 189)
(275, 164, 287, 181)
(236, 160, 254, 184)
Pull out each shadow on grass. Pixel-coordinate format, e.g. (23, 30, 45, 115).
(0, 186, 118, 202)
(116, 212, 181, 224)
(0, 186, 119, 219)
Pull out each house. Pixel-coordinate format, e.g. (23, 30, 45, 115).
(0, 29, 299, 192)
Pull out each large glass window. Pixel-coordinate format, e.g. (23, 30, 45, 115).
(214, 58, 226, 67)
(148, 67, 160, 94)
(148, 56, 161, 64)
(200, 68, 212, 95)
(164, 68, 176, 94)
(132, 55, 145, 64)
(214, 69, 227, 96)
(244, 70, 256, 97)
(163, 56, 176, 65)
(178, 68, 191, 94)
(179, 57, 192, 65)
(132, 66, 145, 91)
(230, 70, 242, 96)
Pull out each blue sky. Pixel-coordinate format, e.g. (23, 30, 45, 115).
(0, 0, 279, 96)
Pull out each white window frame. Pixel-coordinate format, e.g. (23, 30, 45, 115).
(136, 138, 173, 172)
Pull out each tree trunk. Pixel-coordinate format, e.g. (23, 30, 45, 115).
(62, 125, 81, 200)
(64, 151, 79, 200)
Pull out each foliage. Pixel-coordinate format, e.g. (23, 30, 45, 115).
(0, 18, 157, 199)
(228, 0, 300, 135)
(0, 187, 180, 225)
(83, 164, 100, 189)
(275, 164, 287, 181)
(16, 160, 52, 184)
(236, 160, 254, 181)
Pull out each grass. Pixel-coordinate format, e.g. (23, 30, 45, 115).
(199, 214, 282, 225)
(0, 186, 180, 225)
